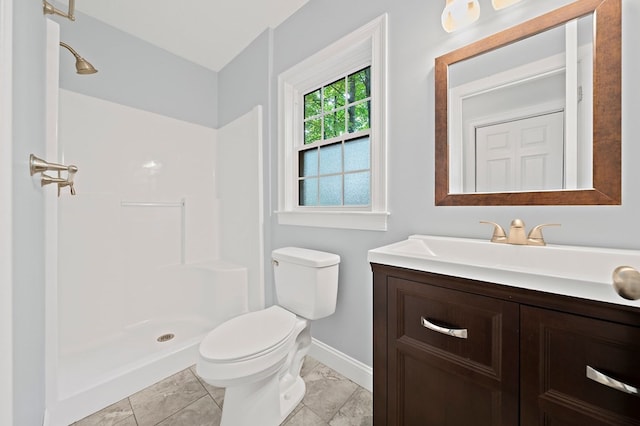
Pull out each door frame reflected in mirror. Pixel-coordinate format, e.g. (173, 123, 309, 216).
(435, 0, 621, 206)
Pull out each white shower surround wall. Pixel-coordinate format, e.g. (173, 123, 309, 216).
(46, 90, 265, 425)
(57, 90, 221, 351)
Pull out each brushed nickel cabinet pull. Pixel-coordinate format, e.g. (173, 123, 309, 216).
(420, 316, 468, 339)
(586, 366, 638, 397)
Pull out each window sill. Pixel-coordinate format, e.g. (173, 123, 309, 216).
(276, 210, 389, 231)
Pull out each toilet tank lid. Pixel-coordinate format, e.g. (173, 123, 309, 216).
(272, 247, 340, 267)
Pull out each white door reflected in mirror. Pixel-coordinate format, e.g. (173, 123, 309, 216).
(475, 111, 564, 193)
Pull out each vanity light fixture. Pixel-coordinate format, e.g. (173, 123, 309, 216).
(441, 0, 481, 33)
(43, 0, 76, 21)
(491, 0, 522, 10)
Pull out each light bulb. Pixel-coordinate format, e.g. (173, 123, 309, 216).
(492, 0, 522, 11)
(442, 0, 481, 33)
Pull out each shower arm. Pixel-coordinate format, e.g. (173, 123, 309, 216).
(43, 0, 76, 21)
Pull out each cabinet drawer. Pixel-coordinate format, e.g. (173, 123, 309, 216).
(388, 277, 518, 375)
(522, 306, 640, 425)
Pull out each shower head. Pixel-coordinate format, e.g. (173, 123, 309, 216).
(59, 41, 98, 75)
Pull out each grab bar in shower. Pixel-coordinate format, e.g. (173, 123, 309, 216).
(120, 201, 185, 208)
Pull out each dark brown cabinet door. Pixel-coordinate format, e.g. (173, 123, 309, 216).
(521, 305, 640, 425)
(386, 276, 519, 426)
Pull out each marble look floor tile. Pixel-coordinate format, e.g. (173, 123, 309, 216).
(115, 415, 138, 426)
(283, 400, 305, 424)
(283, 406, 329, 426)
(73, 398, 134, 426)
(302, 364, 359, 422)
(300, 355, 320, 377)
(129, 369, 207, 426)
(329, 387, 373, 426)
(156, 395, 222, 426)
(78, 359, 372, 426)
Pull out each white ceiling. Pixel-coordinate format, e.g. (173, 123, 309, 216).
(74, 0, 309, 71)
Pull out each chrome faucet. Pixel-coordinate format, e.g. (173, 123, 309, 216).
(480, 219, 560, 246)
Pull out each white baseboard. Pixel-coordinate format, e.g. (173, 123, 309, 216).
(308, 338, 372, 392)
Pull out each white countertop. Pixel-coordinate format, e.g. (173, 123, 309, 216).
(368, 235, 640, 309)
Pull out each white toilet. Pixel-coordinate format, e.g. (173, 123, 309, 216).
(196, 247, 340, 426)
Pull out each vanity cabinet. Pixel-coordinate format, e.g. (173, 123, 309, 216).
(372, 263, 640, 426)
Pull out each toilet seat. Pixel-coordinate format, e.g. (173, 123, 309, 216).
(200, 305, 297, 363)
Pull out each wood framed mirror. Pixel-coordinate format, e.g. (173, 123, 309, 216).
(435, 0, 620, 206)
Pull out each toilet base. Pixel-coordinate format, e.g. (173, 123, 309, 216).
(280, 375, 305, 422)
(221, 373, 280, 426)
(219, 371, 305, 426)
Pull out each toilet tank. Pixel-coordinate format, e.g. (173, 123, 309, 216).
(272, 247, 340, 320)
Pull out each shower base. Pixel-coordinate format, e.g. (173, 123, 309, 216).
(50, 316, 216, 426)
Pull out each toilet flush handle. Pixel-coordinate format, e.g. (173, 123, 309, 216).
(272, 259, 279, 267)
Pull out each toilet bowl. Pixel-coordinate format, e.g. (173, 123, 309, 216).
(196, 247, 340, 426)
(197, 306, 310, 425)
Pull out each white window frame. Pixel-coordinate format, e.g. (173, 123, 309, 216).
(276, 14, 388, 231)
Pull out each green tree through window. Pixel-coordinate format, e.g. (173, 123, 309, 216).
(300, 66, 371, 207)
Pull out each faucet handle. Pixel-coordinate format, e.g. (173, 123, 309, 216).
(66, 165, 78, 185)
(527, 223, 560, 246)
(58, 181, 76, 196)
(480, 221, 507, 243)
(57, 165, 78, 196)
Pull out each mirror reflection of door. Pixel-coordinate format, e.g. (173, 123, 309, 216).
(447, 14, 594, 195)
(474, 111, 564, 192)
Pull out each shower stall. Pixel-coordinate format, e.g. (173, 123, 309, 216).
(44, 21, 265, 425)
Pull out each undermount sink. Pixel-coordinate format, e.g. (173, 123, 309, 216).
(368, 235, 640, 308)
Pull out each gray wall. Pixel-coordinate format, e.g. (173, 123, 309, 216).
(219, 0, 640, 367)
(218, 30, 271, 127)
(12, 2, 47, 424)
(57, 10, 218, 128)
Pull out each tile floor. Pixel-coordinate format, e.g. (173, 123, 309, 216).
(72, 356, 372, 426)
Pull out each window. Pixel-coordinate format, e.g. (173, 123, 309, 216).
(299, 67, 371, 207)
(277, 15, 388, 231)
